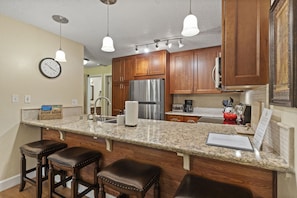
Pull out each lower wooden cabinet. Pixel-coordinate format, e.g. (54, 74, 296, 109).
(166, 115, 200, 123)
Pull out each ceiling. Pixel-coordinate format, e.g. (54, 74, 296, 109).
(0, 0, 222, 66)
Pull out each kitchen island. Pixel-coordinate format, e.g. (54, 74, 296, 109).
(21, 114, 290, 198)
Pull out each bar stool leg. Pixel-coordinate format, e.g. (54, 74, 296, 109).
(71, 168, 78, 198)
(154, 181, 160, 198)
(94, 160, 99, 198)
(19, 154, 26, 192)
(99, 183, 105, 198)
(48, 164, 54, 197)
(36, 159, 42, 198)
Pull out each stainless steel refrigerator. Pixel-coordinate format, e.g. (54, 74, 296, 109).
(129, 79, 165, 120)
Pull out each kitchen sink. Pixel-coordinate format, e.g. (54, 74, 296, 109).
(92, 115, 117, 124)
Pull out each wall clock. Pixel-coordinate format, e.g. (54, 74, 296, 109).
(39, 58, 62, 78)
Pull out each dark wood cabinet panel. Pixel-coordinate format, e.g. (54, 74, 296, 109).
(194, 46, 221, 93)
(135, 50, 167, 76)
(170, 51, 194, 94)
(112, 57, 135, 83)
(135, 55, 149, 76)
(166, 115, 200, 123)
(112, 82, 129, 116)
(222, 0, 269, 87)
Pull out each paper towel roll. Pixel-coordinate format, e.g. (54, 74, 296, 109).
(125, 101, 138, 127)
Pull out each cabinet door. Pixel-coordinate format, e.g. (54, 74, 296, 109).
(222, 0, 269, 87)
(112, 58, 124, 82)
(135, 55, 149, 76)
(112, 82, 129, 116)
(123, 56, 135, 81)
(193, 46, 221, 93)
(170, 51, 194, 94)
(149, 51, 166, 75)
(166, 115, 184, 122)
(183, 116, 200, 123)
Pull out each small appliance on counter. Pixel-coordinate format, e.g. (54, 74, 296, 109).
(184, 100, 193, 112)
(222, 97, 237, 122)
(234, 104, 251, 125)
(172, 104, 184, 112)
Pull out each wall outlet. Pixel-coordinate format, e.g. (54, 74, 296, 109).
(24, 95, 31, 104)
(72, 99, 78, 105)
(12, 94, 19, 103)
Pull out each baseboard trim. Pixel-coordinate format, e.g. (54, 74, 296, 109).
(0, 172, 35, 192)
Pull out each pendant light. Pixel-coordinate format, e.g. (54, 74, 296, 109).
(52, 15, 68, 62)
(181, 0, 200, 37)
(101, 0, 116, 52)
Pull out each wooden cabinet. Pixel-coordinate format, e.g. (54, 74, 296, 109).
(112, 82, 129, 115)
(135, 50, 167, 76)
(221, 0, 269, 88)
(170, 51, 194, 94)
(166, 114, 200, 123)
(112, 57, 135, 115)
(112, 57, 135, 83)
(166, 115, 184, 122)
(170, 46, 221, 94)
(183, 116, 200, 123)
(194, 46, 221, 93)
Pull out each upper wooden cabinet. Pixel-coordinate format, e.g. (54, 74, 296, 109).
(135, 50, 167, 76)
(112, 56, 135, 83)
(194, 46, 221, 93)
(222, 0, 269, 88)
(170, 50, 194, 94)
(170, 46, 221, 94)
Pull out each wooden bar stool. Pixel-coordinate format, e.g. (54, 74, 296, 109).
(48, 146, 102, 198)
(174, 174, 253, 198)
(19, 139, 67, 198)
(98, 159, 161, 198)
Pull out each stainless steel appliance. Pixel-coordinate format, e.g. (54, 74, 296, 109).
(129, 79, 165, 120)
(212, 56, 222, 89)
(184, 100, 193, 112)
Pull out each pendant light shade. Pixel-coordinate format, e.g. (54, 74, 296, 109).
(52, 15, 68, 62)
(101, 36, 115, 52)
(55, 49, 67, 62)
(181, 0, 199, 37)
(182, 14, 200, 37)
(101, 0, 115, 52)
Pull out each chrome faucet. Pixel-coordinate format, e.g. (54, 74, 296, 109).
(92, 96, 111, 122)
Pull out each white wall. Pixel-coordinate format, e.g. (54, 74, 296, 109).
(0, 14, 84, 184)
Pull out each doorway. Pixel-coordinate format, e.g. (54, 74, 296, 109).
(87, 75, 102, 115)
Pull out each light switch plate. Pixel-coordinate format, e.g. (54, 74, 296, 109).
(24, 95, 31, 104)
(12, 94, 19, 103)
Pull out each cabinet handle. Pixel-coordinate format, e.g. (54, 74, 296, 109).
(211, 65, 216, 84)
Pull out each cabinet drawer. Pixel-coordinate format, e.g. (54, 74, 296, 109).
(166, 115, 184, 122)
(183, 116, 200, 123)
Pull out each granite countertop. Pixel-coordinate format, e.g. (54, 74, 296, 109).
(21, 115, 291, 172)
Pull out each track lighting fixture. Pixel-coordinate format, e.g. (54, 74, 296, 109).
(144, 45, 150, 53)
(178, 39, 184, 48)
(134, 37, 183, 53)
(166, 40, 172, 48)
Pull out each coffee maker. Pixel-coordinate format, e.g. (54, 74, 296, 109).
(184, 100, 193, 112)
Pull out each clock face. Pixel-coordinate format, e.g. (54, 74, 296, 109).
(39, 58, 62, 78)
